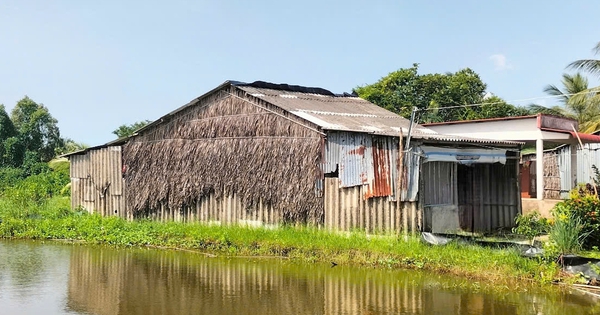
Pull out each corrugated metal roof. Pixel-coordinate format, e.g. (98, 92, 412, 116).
(60, 137, 128, 158)
(236, 85, 522, 147)
(422, 115, 539, 126)
(236, 85, 436, 137)
(410, 132, 524, 146)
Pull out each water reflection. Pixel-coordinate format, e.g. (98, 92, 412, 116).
(0, 241, 595, 315)
(63, 245, 596, 315)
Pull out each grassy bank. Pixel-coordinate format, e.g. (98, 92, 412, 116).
(0, 196, 558, 285)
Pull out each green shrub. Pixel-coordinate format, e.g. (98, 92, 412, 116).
(3, 169, 70, 207)
(0, 167, 25, 191)
(48, 158, 69, 173)
(512, 211, 551, 244)
(548, 214, 590, 259)
(552, 195, 600, 249)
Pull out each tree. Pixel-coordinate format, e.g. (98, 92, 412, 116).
(11, 96, 63, 162)
(541, 73, 600, 133)
(354, 64, 528, 122)
(469, 96, 530, 119)
(0, 105, 24, 167)
(526, 104, 566, 116)
(112, 120, 151, 138)
(568, 42, 600, 77)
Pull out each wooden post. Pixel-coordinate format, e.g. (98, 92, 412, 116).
(397, 130, 404, 236)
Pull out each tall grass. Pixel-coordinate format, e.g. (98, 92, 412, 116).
(550, 215, 591, 260)
(0, 196, 558, 285)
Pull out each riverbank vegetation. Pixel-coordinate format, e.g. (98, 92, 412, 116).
(0, 191, 558, 286)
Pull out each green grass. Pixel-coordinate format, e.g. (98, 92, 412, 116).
(0, 196, 559, 285)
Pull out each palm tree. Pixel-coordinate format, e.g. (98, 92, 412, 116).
(568, 42, 600, 77)
(526, 104, 565, 116)
(543, 73, 589, 121)
(530, 73, 600, 133)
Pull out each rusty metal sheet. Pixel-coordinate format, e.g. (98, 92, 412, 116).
(325, 132, 403, 199)
(364, 137, 393, 198)
(337, 132, 372, 188)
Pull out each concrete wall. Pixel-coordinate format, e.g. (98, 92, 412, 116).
(521, 198, 560, 218)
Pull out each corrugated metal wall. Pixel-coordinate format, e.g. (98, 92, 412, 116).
(553, 143, 600, 197)
(421, 160, 519, 233)
(70, 146, 126, 216)
(323, 178, 419, 233)
(576, 143, 600, 185)
(140, 193, 277, 226)
(473, 160, 520, 232)
(422, 162, 456, 206)
(555, 146, 572, 199)
(325, 132, 398, 199)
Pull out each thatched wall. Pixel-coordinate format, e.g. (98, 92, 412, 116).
(543, 152, 561, 199)
(123, 88, 324, 224)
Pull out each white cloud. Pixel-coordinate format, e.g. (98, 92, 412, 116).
(489, 54, 513, 71)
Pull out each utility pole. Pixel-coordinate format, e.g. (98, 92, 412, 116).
(405, 107, 418, 151)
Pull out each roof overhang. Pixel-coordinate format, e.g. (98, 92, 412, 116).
(60, 137, 128, 158)
(568, 131, 600, 143)
(423, 114, 600, 144)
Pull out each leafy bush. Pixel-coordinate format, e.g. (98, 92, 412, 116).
(513, 212, 551, 244)
(551, 195, 600, 249)
(569, 183, 597, 199)
(48, 158, 69, 173)
(0, 167, 25, 191)
(3, 169, 70, 208)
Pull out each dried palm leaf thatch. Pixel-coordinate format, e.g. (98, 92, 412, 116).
(543, 152, 561, 199)
(123, 94, 324, 224)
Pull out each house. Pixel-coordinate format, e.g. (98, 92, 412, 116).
(64, 81, 522, 234)
(422, 114, 600, 215)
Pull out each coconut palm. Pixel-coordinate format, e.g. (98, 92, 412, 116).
(539, 73, 600, 133)
(568, 42, 600, 77)
(543, 73, 588, 118)
(526, 104, 565, 116)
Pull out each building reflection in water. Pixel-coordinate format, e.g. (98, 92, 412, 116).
(66, 246, 594, 315)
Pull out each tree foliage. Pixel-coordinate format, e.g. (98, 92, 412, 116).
(58, 138, 89, 155)
(11, 96, 63, 163)
(112, 120, 151, 139)
(0, 105, 23, 167)
(568, 42, 600, 77)
(540, 73, 600, 133)
(354, 64, 530, 122)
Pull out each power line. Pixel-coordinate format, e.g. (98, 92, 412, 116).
(416, 92, 587, 112)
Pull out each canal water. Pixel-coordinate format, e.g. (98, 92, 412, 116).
(0, 240, 596, 315)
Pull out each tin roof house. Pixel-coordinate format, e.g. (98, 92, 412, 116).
(64, 81, 523, 234)
(422, 115, 600, 216)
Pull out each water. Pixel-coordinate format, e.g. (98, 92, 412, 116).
(0, 240, 596, 315)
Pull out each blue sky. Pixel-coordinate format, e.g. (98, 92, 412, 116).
(1, 0, 599, 145)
